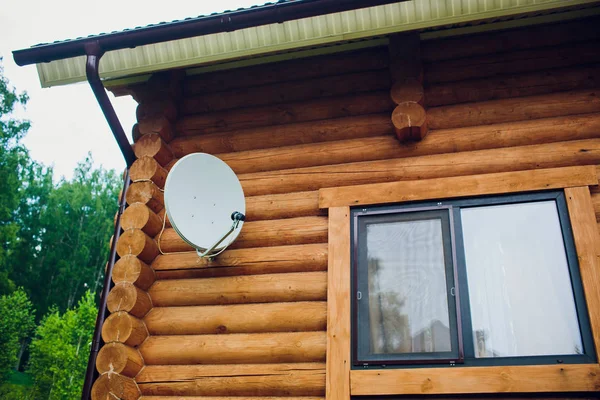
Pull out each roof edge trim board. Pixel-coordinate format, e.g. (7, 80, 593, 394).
(12, 0, 407, 66)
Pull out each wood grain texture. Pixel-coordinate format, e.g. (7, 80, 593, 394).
(140, 397, 323, 400)
(112, 255, 155, 290)
(246, 191, 322, 220)
(350, 364, 600, 395)
(107, 282, 153, 318)
(184, 47, 388, 94)
(421, 17, 600, 62)
(149, 271, 327, 307)
(144, 301, 326, 335)
(426, 64, 600, 107)
(137, 116, 174, 142)
(116, 229, 159, 264)
(96, 342, 143, 378)
(176, 91, 394, 136)
(133, 133, 173, 167)
(319, 166, 598, 208)
(425, 41, 600, 84)
(139, 331, 326, 365)
(326, 207, 351, 400)
(152, 243, 327, 279)
(130, 157, 167, 189)
(565, 186, 600, 361)
(102, 311, 148, 347)
(427, 89, 600, 130)
(137, 363, 325, 396)
(121, 203, 163, 237)
(182, 69, 390, 114)
(238, 139, 600, 196)
(125, 181, 164, 213)
(157, 216, 328, 253)
(91, 372, 140, 400)
(214, 113, 600, 175)
(170, 113, 393, 156)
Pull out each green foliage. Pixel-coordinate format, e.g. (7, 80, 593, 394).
(0, 288, 36, 381)
(0, 58, 31, 295)
(28, 291, 97, 399)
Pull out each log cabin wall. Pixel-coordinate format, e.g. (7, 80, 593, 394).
(96, 15, 600, 400)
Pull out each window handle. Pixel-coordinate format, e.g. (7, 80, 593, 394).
(357, 291, 362, 300)
(450, 287, 455, 297)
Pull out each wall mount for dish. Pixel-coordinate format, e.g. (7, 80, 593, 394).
(164, 153, 246, 259)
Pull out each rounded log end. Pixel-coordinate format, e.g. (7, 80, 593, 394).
(390, 78, 424, 105)
(96, 342, 143, 377)
(91, 372, 141, 400)
(113, 255, 155, 290)
(121, 203, 151, 232)
(107, 282, 152, 318)
(116, 229, 147, 258)
(391, 102, 428, 142)
(130, 156, 167, 189)
(102, 311, 148, 347)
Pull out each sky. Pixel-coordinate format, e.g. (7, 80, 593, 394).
(0, 0, 260, 180)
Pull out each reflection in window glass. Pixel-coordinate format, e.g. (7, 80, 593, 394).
(365, 218, 451, 355)
(461, 201, 583, 358)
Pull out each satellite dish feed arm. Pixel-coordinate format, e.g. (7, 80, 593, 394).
(197, 212, 245, 258)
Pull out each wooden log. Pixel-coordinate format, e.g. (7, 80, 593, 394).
(426, 64, 600, 107)
(137, 363, 325, 396)
(126, 181, 164, 214)
(238, 139, 600, 196)
(592, 192, 600, 222)
(139, 331, 326, 365)
(388, 33, 422, 83)
(156, 208, 171, 228)
(391, 102, 428, 142)
(137, 116, 174, 143)
(140, 397, 323, 400)
(428, 89, 600, 130)
(421, 17, 600, 62)
(152, 243, 327, 279)
(102, 311, 148, 347)
(246, 191, 321, 220)
(133, 133, 173, 167)
(131, 123, 142, 143)
(425, 41, 600, 84)
(116, 229, 160, 264)
(184, 46, 388, 94)
(213, 113, 600, 175)
(145, 301, 326, 335)
(176, 91, 394, 136)
(121, 203, 163, 237)
(136, 100, 177, 123)
(96, 342, 144, 378)
(157, 216, 328, 253)
(91, 372, 140, 400)
(149, 271, 327, 307)
(182, 69, 390, 114)
(107, 282, 153, 318)
(112, 255, 156, 290)
(390, 78, 424, 105)
(170, 113, 392, 155)
(130, 156, 167, 189)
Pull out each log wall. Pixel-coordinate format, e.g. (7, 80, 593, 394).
(96, 16, 600, 400)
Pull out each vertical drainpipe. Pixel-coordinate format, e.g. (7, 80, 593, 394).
(81, 41, 136, 400)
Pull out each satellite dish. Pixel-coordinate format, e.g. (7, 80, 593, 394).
(164, 153, 245, 258)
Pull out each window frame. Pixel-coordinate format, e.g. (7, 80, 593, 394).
(351, 191, 596, 368)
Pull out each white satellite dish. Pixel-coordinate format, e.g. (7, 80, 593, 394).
(164, 153, 245, 258)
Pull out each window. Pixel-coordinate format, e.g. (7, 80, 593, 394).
(352, 191, 595, 367)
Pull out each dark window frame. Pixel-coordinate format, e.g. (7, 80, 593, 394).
(350, 190, 596, 368)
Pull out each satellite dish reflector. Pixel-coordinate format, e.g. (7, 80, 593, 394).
(164, 153, 245, 258)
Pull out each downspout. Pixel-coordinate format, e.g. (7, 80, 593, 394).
(81, 42, 135, 400)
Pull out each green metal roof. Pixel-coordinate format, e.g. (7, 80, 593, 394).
(34, 0, 600, 88)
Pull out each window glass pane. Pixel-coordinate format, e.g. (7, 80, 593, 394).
(461, 201, 583, 358)
(365, 217, 451, 355)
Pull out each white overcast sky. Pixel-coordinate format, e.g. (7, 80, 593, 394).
(0, 0, 260, 180)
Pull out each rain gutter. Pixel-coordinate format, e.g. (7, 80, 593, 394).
(12, 0, 405, 67)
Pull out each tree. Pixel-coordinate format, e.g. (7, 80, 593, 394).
(0, 288, 36, 381)
(0, 58, 31, 295)
(27, 291, 97, 399)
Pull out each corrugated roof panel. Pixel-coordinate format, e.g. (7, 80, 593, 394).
(36, 0, 600, 87)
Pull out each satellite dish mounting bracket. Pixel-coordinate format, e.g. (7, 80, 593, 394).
(197, 211, 246, 259)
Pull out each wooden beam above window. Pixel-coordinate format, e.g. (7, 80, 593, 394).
(319, 165, 598, 208)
